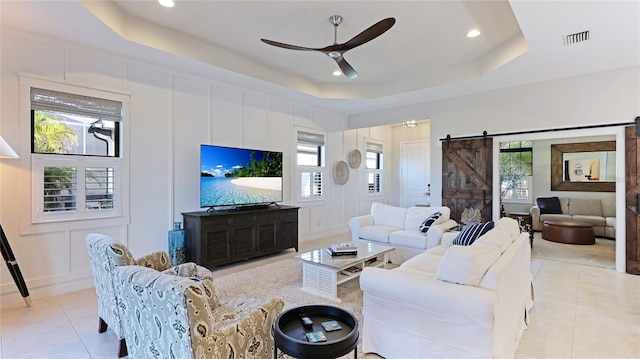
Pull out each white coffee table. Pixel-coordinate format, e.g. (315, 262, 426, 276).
(294, 242, 395, 302)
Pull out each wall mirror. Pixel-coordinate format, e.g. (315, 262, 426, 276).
(551, 141, 615, 192)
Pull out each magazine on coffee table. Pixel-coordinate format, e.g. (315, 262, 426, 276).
(326, 247, 357, 256)
(330, 243, 357, 251)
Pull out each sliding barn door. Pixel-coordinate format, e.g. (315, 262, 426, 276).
(626, 125, 639, 275)
(441, 138, 493, 223)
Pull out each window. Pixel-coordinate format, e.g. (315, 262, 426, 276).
(296, 130, 325, 201)
(366, 141, 383, 194)
(30, 86, 123, 222)
(500, 141, 533, 203)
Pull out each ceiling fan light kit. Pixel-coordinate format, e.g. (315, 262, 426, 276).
(261, 15, 396, 79)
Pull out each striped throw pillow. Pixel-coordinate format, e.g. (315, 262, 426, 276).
(419, 211, 442, 233)
(453, 221, 495, 246)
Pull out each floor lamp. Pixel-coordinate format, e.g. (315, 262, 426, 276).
(0, 135, 31, 307)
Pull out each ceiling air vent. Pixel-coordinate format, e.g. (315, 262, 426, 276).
(564, 30, 590, 45)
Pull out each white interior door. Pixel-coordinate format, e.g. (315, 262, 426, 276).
(400, 140, 431, 207)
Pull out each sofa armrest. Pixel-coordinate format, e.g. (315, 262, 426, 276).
(162, 262, 213, 282)
(135, 251, 172, 271)
(348, 215, 375, 240)
(360, 267, 495, 317)
(210, 297, 284, 335)
(440, 232, 458, 246)
(530, 206, 542, 231)
(425, 219, 458, 248)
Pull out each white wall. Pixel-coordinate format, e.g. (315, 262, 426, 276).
(0, 29, 392, 304)
(350, 66, 640, 206)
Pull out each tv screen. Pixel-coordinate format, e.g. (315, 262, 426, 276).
(200, 144, 283, 208)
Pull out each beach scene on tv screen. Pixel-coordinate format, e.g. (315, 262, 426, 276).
(201, 146, 283, 206)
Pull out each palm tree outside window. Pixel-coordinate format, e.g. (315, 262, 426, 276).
(30, 86, 123, 222)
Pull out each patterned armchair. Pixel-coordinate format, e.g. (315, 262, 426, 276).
(85, 233, 212, 357)
(113, 265, 284, 359)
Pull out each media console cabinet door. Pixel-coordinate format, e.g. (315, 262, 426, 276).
(183, 206, 299, 267)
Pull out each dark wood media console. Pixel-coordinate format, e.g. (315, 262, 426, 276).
(182, 205, 299, 267)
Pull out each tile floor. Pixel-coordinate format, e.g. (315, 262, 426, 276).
(1, 233, 639, 358)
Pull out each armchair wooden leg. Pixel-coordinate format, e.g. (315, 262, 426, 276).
(98, 317, 108, 333)
(118, 338, 128, 358)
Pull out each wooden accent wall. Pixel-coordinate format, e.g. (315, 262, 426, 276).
(626, 126, 639, 275)
(441, 138, 493, 223)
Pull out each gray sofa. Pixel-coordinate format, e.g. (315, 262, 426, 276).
(530, 197, 615, 238)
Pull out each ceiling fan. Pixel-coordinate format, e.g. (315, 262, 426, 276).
(261, 15, 396, 79)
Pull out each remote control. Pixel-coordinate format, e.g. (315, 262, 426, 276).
(299, 313, 313, 329)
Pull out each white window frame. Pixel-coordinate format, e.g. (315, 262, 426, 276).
(365, 139, 384, 197)
(295, 128, 326, 204)
(501, 175, 533, 204)
(500, 141, 533, 204)
(22, 75, 128, 224)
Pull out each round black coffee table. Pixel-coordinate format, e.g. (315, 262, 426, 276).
(274, 305, 358, 359)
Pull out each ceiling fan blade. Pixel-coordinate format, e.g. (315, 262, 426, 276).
(341, 17, 395, 50)
(260, 39, 317, 51)
(336, 57, 358, 79)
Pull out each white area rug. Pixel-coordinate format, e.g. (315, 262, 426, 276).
(213, 258, 366, 358)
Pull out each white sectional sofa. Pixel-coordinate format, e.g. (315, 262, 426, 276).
(348, 202, 457, 264)
(359, 217, 533, 359)
(530, 196, 616, 238)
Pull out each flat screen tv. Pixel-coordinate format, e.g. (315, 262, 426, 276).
(200, 144, 283, 209)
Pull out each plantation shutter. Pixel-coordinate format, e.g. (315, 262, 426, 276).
(296, 130, 325, 200)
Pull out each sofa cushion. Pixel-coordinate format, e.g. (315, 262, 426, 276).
(569, 198, 603, 217)
(400, 251, 443, 274)
(571, 215, 606, 227)
(537, 197, 562, 214)
(389, 230, 428, 249)
(419, 212, 442, 233)
(601, 198, 616, 218)
(425, 245, 451, 256)
(453, 221, 494, 246)
(436, 242, 501, 286)
(605, 217, 616, 228)
(475, 217, 520, 253)
(539, 213, 571, 223)
(405, 207, 437, 231)
(358, 225, 398, 243)
(371, 202, 407, 229)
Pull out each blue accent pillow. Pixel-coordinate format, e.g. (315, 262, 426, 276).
(453, 221, 495, 246)
(419, 212, 442, 233)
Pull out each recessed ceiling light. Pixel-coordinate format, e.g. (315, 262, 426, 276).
(159, 0, 175, 8)
(333, 70, 342, 77)
(467, 29, 481, 38)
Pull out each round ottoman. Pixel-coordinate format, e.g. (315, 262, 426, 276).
(542, 220, 595, 245)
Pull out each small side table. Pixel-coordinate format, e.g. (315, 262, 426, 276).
(508, 211, 531, 227)
(508, 212, 534, 247)
(274, 305, 358, 359)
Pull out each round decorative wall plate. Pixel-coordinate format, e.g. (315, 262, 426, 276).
(334, 160, 350, 185)
(348, 149, 362, 168)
